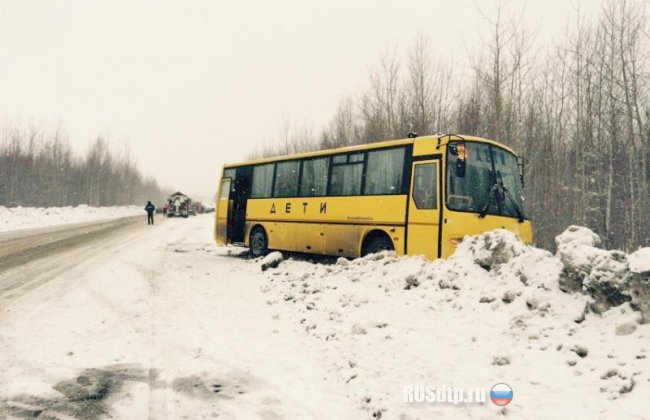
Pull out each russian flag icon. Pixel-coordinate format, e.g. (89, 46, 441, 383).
(490, 383, 513, 406)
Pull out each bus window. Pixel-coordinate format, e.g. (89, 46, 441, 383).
(364, 148, 405, 195)
(274, 160, 299, 197)
(446, 141, 525, 219)
(300, 157, 328, 197)
(224, 168, 236, 179)
(251, 163, 274, 198)
(413, 162, 437, 209)
(330, 155, 363, 196)
(224, 168, 237, 194)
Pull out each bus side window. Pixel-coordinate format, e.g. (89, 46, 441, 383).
(251, 163, 274, 198)
(274, 161, 300, 197)
(224, 168, 237, 194)
(300, 157, 329, 197)
(329, 154, 363, 196)
(364, 147, 405, 195)
(413, 162, 437, 209)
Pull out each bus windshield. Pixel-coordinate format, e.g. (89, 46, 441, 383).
(446, 141, 526, 219)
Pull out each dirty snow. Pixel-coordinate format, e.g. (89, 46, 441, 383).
(259, 228, 650, 419)
(0, 216, 359, 419)
(0, 205, 143, 233)
(1, 217, 648, 419)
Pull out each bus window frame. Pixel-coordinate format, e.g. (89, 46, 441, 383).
(242, 144, 413, 200)
(444, 141, 529, 221)
(299, 156, 330, 197)
(412, 161, 439, 210)
(327, 152, 365, 196)
(273, 160, 301, 198)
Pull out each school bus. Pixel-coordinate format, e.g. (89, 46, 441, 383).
(215, 134, 532, 259)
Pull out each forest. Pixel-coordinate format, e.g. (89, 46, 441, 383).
(0, 125, 167, 208)
(253, 0, 650, 252)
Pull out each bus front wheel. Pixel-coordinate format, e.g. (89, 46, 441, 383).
(361, 232, 394, 257)
(249, 227, 269, 258)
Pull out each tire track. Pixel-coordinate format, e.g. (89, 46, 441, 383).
(0, 217, 148, 301)
(0, 216, 142, 273)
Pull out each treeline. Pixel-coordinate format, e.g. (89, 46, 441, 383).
(0, 125, 167, 208)
(253, 1, 650, 252)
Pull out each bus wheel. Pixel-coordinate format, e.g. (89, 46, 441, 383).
(249, 227, 269, 258)
(361, 232, 394, 256)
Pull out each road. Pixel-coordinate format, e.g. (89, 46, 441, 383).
(0, 216, 143, 297)
(0, 215, 358, 419)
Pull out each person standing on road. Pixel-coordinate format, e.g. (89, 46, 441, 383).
(145, 201, 156, 225)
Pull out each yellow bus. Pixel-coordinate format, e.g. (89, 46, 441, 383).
(215, 134, 532, 260)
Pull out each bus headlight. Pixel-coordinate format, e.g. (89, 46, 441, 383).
(449, 237, 463, 247)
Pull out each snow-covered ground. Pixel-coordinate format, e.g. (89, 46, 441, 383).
(0, 205, 144, 234)
(0, 216, 360, 419)
(0, 216, 648, 419)
(261, 230, 650, 419)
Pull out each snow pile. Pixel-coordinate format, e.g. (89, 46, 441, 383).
(0, 205, 143, 233)
(555, 226, 631, 314)
(627, 248, 650, 324)
(261, 251, 284, 271)
(628, 248, 650, 274)
(453, 229, 529, 271)
(258, 226, 649, 418)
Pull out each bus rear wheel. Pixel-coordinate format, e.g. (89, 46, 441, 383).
(249, 227, 269, 258)
(361, 232, 394, 256)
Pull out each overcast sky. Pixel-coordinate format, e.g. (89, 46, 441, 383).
(0, 0, 600, 201)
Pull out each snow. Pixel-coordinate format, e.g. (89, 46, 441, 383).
(555, 224, 602, 248)
(259, 226, 649, 418)
(1, 218, 648, 419)
(0, 216, 359, 419)
(628, 248, 650, 274)
(0, 205, 143, 233)
(261, 251, 284, 271)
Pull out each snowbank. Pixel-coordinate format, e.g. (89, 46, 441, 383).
(261, 251, 284, 271)
(628, 248, 650, 274)
(0, 205, 143, 234)
(257, 226, 649, 418)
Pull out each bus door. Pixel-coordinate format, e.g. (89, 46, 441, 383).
(216, 177, 232, 245)
(407, 159, 441, 259)
(230, 166, 252, 243)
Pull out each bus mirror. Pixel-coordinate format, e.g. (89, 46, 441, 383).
(455, 158, 466, 178)
(517, 156, 525, 187)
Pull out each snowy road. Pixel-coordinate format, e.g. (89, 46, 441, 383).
(0, 216, 142, 278)
(0, 215, 359, 419)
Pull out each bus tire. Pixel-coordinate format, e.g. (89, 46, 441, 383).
(249, 226, 269, 258)
(361, 231, 394, 256)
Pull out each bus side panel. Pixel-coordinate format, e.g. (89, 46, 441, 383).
(245, 196, 407, 225)
(243, 221, 405, 258)
(266, 221, 294, 252)
(243, 221, 325, 254)
(324, 225, 405, 258)
(244, 196, 407, 257)
(275, 222, 324, 254)
(323, 224, 362, 257)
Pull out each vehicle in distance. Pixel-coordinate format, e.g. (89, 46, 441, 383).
(164, 192, 191, 218)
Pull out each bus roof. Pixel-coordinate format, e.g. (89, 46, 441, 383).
(222, 134, 517, 168)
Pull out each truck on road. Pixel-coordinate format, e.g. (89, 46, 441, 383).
(164, 192, 191, 218)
